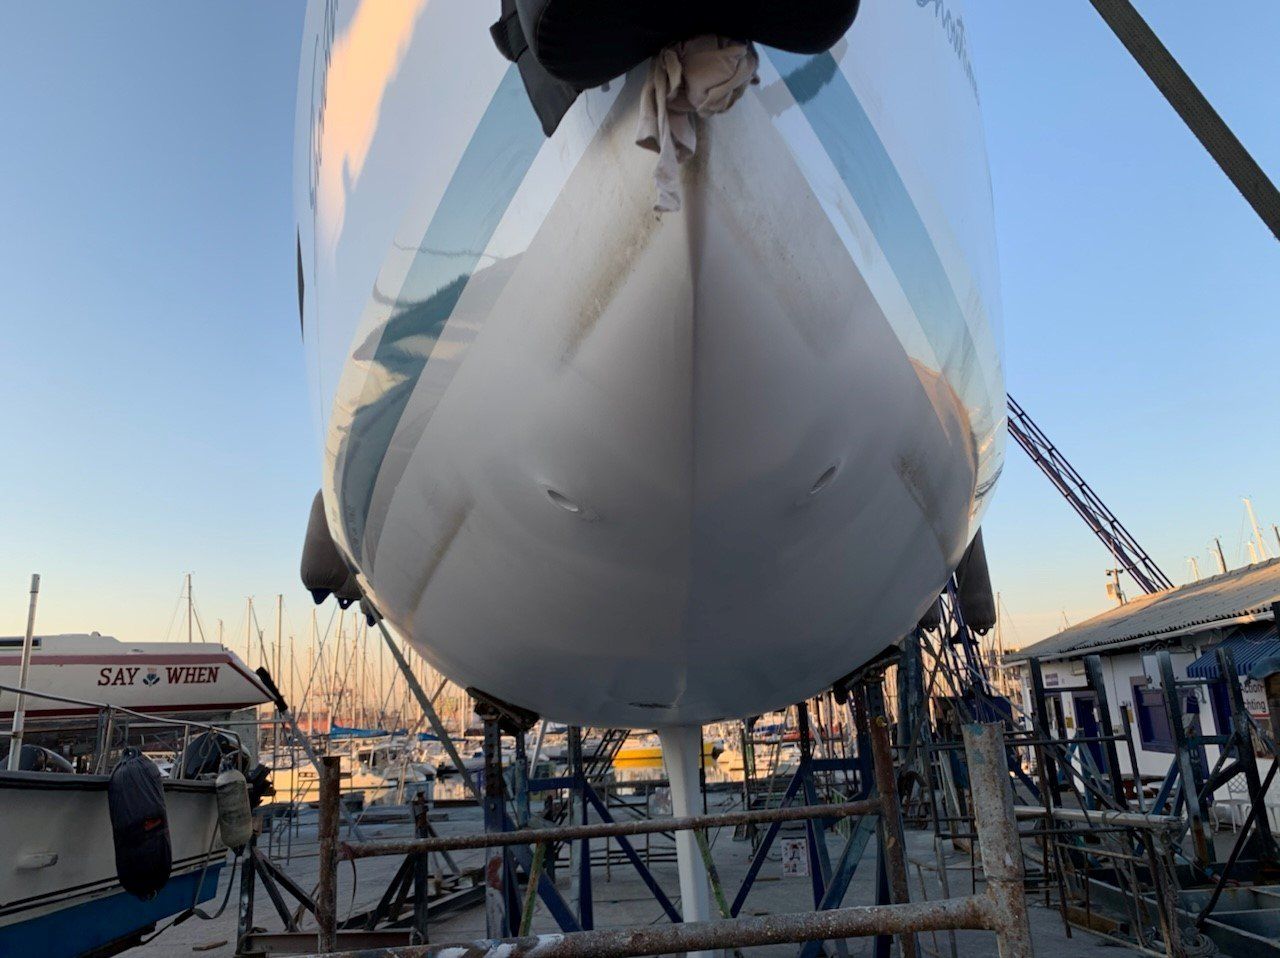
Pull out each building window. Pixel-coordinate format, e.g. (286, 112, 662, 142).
(1131, 679, 1175, 753)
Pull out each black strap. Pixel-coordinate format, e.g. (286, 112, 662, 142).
(490, 0, 527, 63)
(489, 0, 579, 137)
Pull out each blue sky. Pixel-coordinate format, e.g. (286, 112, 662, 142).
(1, 2, 1277, 657)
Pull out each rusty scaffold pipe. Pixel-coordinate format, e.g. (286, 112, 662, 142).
(341, 800, 881, 859)
(307, 722, 1032, 958)
(316, 755, 342, 953)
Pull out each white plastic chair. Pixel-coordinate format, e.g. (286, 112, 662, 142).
(1212, 773, 1252, 832)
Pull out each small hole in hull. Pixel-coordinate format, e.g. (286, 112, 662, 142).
(546, 489, 582, 514)
(809, 464, 839, 496)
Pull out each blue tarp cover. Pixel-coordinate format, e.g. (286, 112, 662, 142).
(329, 724, 408, 739)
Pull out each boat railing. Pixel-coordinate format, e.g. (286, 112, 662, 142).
(0, 681, 244, 775)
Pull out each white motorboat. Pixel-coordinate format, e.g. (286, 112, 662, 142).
(0, 687, 242, 958)
(0, 632, 270, 726)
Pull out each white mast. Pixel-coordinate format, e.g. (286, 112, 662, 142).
(275, 594, 284, 685)
(186, 572, 194, 643)
(1245, 498, 1270, 561)
(245, 597, 254, 666)
(8, 574, 41, 771)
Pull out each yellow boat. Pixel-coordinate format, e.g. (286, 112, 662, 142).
(613, 736, 720, 767)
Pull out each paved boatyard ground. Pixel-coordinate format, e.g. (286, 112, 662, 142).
(135, 798, 1132, 958)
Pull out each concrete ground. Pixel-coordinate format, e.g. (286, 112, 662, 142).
(132, 797, 1133, 958)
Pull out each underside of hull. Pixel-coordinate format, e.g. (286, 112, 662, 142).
(346, 80, 977, 726)
(297, 1, 1004, 728)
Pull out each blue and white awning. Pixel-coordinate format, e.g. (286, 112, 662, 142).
(1185, 623, 1280, 679)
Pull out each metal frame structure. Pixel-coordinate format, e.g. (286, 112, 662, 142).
(1006, 394, 1174, 596)
(311, 722, 1031, 958)
(1014, 645, 1280, 957)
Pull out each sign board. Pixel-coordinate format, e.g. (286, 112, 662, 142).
(781, 837, 810, 878)
(1243, 678, 1269, 721)
(1043, 672, 1060, 688)
(650, 787, 672, 818)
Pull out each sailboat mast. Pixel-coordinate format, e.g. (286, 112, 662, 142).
(275, 594, 284, 686)
(244, 597, 254, 666)
(1245, 497, 1271, 561)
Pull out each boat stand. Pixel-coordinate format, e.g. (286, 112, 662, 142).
(725, 676, 913, 958)
(236, 832, 314, 951)
(337, 717, 977, 957)
(471, 695, 683, 940)
(1145, 646, 1280, 873)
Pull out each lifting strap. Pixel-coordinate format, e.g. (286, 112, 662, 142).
(490, 0, 580, 136)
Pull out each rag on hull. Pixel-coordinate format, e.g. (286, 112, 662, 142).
(296, 1, 1004, 728)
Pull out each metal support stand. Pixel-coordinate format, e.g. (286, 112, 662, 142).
(1148, 651, 1212, 866)
(477, 705, 520, 938)
(317, 755, 341, 952)
(661, 725, 715, 958)
(411, 794, 431, 945)
(516, 727, 681, 933)
(729, 701, 864, 923)
(321, 723, 1032, 958)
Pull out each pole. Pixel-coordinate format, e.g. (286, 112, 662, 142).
(374, 618, 481, 800)
(276, 594, 284, 688)
(186, 572, 193, 643)
(1085, 0, 1280, 241)
(412, 793, 432, 945)
(870, 718, 916, 958)
(1245, 498, 1270, 561)
(1213, 538, 1229, 575)
(962, 723, 1034, 958)
(295, 896, 1011, 958)
(245, 597, 254, 666)
(659, 726, 713, 958)
(481, 708, 510, 938)
(317, 755, 341, 952)
(344, 799, 886, 859)
(8, 574, 41, 771)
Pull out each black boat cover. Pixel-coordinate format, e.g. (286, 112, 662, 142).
(108, 748, 172, 900)
(300, 489, 362, 607)
(0, 744, 74, 772)
(179, 730, 241, 779)
(955, 529, 997, 634)
(492, 0, 859, 134)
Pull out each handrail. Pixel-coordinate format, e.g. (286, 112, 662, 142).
(0, 681, 243, 756)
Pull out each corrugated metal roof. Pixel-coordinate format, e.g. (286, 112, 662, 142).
(1185, 623, 1280, 679)
(1008, 558, 1280, 662)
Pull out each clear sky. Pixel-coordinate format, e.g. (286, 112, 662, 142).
(1, 2, 1277, 659)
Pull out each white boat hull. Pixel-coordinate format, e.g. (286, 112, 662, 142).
(296, 0, 1004, 726)
(0, 634, 270, 724)
(0, 771, 224, 957)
